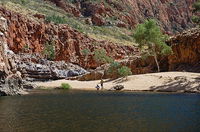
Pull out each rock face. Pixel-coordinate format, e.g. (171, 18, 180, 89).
(167, 28, 200, 72)
(0, 7, 137, 69)
(0, 16, 25, 96)
(48, 0, 196, 34)
(0, 3, 200, 82)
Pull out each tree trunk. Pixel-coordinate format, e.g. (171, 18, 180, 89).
(154, 54, 160, 72)
(85, 56, 88, 69)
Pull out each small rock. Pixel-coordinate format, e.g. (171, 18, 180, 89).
(110, 85, 124, 91)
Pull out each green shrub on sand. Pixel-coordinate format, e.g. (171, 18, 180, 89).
(61, 83, 71, 90)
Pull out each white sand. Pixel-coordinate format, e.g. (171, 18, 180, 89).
(34, 72, 200, 92)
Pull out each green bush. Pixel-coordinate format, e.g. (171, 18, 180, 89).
(61, 83, 71, 90)
(107, 61, 121, 77)
(192, 1, 200, 25)
(46, 15, 67, 24)
(107, 61, 132, 78)
(43, 41, 56, 60)
(94, 48, 113, 65)
(81, 48, 91, 56)
(118, 66, 132, 78)
(20, 0, 29, 5)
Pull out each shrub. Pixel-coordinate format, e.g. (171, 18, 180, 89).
(118, 66, 132, 79)
(93, 48, 113, 65)
(20, 0, 29, 5)
(81, 48, 91, 68)
(43, 41, 56, 60)
(107, 61, 121, 77)
(107, 61, 132, 79)
(61, 83, 71, 90)
(45, 15, 67, 24)
(81, 48, 91, 56)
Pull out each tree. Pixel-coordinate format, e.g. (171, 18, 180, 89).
(192, 0, 200, 25)
(93, 48, 113, 65)
(133, 19, 172, 72)
(81, 48, 91, 68)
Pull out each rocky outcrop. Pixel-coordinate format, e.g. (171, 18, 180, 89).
(15, 54, 87, 81)
(167, 28, 200, 72)
(46, 0, 82, 17)
(0, 16, 26, 96)
(48, 0, 196, 34)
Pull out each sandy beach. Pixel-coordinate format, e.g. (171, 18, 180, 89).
(33, 72, 200, 93)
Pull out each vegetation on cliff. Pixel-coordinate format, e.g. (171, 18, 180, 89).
(192, 0, 200, 26)
(43, 41, 56, 60)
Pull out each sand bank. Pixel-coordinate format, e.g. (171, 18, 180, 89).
(33, 72, 200, 93)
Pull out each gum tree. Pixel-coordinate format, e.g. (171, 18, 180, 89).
(133, 19, 172, 72)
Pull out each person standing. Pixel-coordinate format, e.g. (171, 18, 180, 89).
(100, 79, 104, 90)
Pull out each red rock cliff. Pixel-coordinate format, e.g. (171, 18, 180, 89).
(167, 28, 200, 72)
(0, 7, 138, 69)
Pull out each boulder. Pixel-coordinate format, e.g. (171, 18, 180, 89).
(78, 70, 104, 81)
(91, 15, 106, 26)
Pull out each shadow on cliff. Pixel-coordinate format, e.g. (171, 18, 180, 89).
(149, 76, 200, 92)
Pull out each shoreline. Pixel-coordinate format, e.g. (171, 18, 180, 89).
(25, 88, 200, 95)
(32, 72, 200, 94)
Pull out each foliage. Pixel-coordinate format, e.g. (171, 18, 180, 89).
(20, 0, 29, 5)
(81, 48, 91, 56)
(81, 48, 91, 68)
(46, 15, 67, 24)
(107, 61, 121, 77)
(108, 61, 132, 78)
(94, 49, 113, 64)
(193, 0, 200, 11)
(192, 0, 200, 25)
(22, 44, 29, 52)
(43, 41, 56, 60)
(133, 19, 172, 72)
(118, 66, 132, 78)
(61, 83, 71, 90)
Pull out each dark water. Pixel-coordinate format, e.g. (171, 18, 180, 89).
(0, 90, 200, 132)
